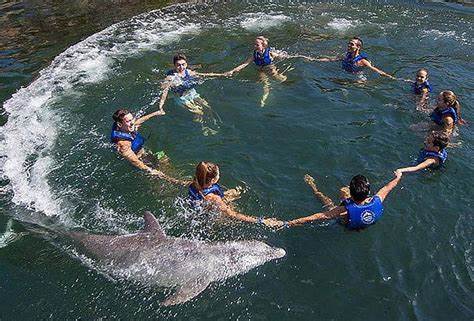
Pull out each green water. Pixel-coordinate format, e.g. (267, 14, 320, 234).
(1, 1, 473, 320)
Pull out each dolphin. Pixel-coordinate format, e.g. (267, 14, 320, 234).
(68, 211, 286, 306)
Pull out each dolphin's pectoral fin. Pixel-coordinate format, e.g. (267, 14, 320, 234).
(162, 277, 211, 306)
(142, 211, 166, 239)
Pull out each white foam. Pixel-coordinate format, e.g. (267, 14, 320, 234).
(327, 18, 360, 32)
(239, 13, 290, 31)
(0, 5, 204, 219)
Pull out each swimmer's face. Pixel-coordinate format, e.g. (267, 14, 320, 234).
(254, 39, 266, 52)
(174, 59, 187, 72)
(347, 40, 360, 51)
(118, 113, 134, 132)
(416, 70, 428, 83)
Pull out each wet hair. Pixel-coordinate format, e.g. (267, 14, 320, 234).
(173, 53, 188, 65)
(417, 68, 429, 76)
(112, 109, 130, 124)
(349, 175, 370, 202)
(351, 37, 363, 48)
(191, 161, 219, 193)
(440, 90, 462, 120)
(255, 36, 269, 48)
(430, 131, 449, 150)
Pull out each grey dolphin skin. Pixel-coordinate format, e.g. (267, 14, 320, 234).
(68, 211, 286, 306)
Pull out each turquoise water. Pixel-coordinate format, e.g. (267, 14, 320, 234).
(1, 1, 473, 320)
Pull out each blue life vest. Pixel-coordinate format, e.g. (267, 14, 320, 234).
(253, 48, 272, 66)
(343, 195, 383, 230)
(166, 69, 197, 96)
(188, 183, 224, 201)
(430, 107, 458, 126)
(110, 124, 145, 154)
(417, 148, 447, 168)
(412, 81, 432, 94)
(342, 52, 368, 73)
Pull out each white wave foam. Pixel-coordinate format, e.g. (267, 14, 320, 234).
(0, 6, 204, 218)
(421, 29, 456, 40)
(327, 18, 360, 32)
(239, 13, 290, 31)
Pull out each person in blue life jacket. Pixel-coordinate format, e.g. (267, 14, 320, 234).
(317, 37, 396, 79)
(399, 68, 432, 111)
(395, 131, 449, 175)
(157, 53, 228, 116)
(224, 36, 316, 107)
(111, 108, 188, 186)
(188, 161, 281, 228)
(283, 172, 402, 230)
(429, 90, 466, 136)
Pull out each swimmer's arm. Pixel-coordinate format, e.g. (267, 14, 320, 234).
(207, 194, 280, 227)
(148, 169, 191, 186)
(287, 206, 346, 226)
(156, 77, 172, 112)
(395, 159, 437, 175)
(193, 70, 229, 77)
(134, 109, 166, 126)
(376, 172, 403, 202)
(361, 59, 396, 79)
(226, 56, 253, 75)
(117, 141, 151, 171)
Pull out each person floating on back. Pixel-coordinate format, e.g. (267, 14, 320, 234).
(395, 131, 449, 175)
(157, 53, 228, 115)
(189, 161, 281, 227)
(284, 172, 402, 230)
(225, 36, 315, 107)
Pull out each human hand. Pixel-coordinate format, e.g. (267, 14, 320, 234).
(304, 174, 315, 185)
(394, 169, 403, 179)
(156, 109, 166, 116)
(262, 218, 285, 228)
(224, 71, 234, 77)
(459, 118, 468, 126)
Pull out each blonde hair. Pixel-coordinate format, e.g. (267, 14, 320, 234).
(440, 90, 462, 119)
(255, 36, 269, 48)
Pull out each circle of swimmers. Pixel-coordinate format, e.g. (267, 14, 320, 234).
(110, 35, 466, 230)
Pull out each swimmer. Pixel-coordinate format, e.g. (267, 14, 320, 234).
(111, 108, 188, 186)
(430, 90, 466, 136)
(407, 68, 432, 111)
(188, 161, 281, 227)
(284, 172, 402, 230)
(317, 37, 396, 79)
(157, 53, 228, 115)
(395, 131, 449, 174)
(225, 36, 314, 107)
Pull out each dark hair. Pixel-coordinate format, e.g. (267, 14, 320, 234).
(173, 53, 188, 65)
(417, 68, 428, 75)
(431, 131, 449, 150)
(191, 161, 219, 193)
(112, 109, 130, 123)
(349, 175, 370, 202)
(352, 37, 363, 48)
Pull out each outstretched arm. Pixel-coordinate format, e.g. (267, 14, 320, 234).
(155, 78, 172, 112)
(225, 56, 253, 76)
(207, 194, 281, 227)
(394, 159, 437, 177)
(375, 171, 403, 202)
(134, 109, 165, 127)
(361, 59, 396, 79)
(288, 206, 346, 226)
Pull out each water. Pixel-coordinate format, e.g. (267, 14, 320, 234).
(1, 1, 473, 320)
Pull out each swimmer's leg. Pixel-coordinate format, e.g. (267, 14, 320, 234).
(258, 71, 271, 107)
(304, 174, 336, 209)
(266, 64, 288, 82)
(183, 101, 205, 116)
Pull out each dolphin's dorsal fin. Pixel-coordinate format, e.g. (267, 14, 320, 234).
(143, 211, 166, 239)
